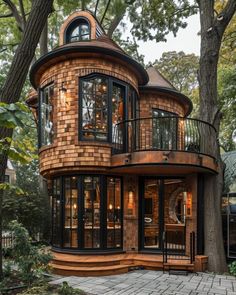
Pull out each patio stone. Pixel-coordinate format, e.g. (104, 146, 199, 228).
(49, 270, 236, 295)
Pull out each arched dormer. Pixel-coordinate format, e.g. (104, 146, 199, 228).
(59, 11, 103, 45)
(65, 16, 90, 43)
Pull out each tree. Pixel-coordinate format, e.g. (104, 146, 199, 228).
(218, 66, 236, 152)
(153, 51, 199, 116)
(3, 160, 51, 240)
(198, 0, 236, 272)
(0, 0, 53, 280)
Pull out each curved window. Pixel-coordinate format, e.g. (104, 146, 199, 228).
(51, 175, 123, 250)
(39, 84, 54, 147)
(65, 18, 90, 43)
(80, 75, 134, 143)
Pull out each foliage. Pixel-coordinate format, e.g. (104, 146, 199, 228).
(229, 261, 236, 276)
(218, 66, 236, 151)
(3, 160, 51, 240)
(58, 282, 87, 295)
(8, 220, 52, 285)
(152, 51, 199, 117)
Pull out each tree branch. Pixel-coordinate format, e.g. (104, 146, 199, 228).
(2, 0, 24, 31)
(215, 0, 236, 38)
(18, 0, 26, 25)
(0, 12, 13, 18)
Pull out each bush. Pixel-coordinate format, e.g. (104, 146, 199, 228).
(8, 220, 52, 285)
(58, 282, 87, 295)
(229, 261, 236, 276)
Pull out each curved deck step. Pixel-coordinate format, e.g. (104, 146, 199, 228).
(50, 263, 131, 277)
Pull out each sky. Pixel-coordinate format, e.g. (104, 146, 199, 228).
(126, 14, 201, 64)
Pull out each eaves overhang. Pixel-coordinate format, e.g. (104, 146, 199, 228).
(30, 45, 149, 89)
(139, 85, 193, 117)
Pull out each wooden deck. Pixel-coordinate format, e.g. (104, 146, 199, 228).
(51, 252, 204, 276)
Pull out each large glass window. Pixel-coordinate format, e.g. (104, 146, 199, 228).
(51, 175, 122, 250)
(80, 75, 129, 143)
(152, 109, 177, 150)
(39, 84, 54, 147)
(66, 19, 90, 43)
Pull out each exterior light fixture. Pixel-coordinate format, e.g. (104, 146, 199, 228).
(59, 82, 67, 106)
(128, 186, 135, 215)
(186, 191, 192, 217)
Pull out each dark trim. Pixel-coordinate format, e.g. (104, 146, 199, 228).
(29, 45, 149, 88)
(139, 86, 193, 117)
(197, 174, 204, 254)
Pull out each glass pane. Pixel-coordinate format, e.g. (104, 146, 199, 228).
(52, 178, 61, 247)
(64, 177, 78, 248)
(153, 109, 177, 150)
(107, 178, 121, 248)
(164, 179, 186, 251)
(81, 24, 89, 35)
(40, 84, 53, 146)
(84, 177, 100, 248)
(112, 84, 124, 146)
(81, 77, 108, 141)
(144, 179, 159, 249)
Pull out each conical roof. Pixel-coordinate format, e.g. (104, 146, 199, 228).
(146, 67, 176, 89)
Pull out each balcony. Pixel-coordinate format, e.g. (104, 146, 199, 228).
(111, 117, 218, 174)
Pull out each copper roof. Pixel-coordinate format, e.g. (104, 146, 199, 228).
(60, 35, 126, 55)
(145, 67, 176, 89)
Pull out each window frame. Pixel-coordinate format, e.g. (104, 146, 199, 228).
(51, 175, 123, 251)
(152, 108, 178, 150)
(79, 74, 137, 144)
(65, 17, 91, 43)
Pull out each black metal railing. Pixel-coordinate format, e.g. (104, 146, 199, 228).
(163, 230, 195, 265)
(112, 117, 217, 158)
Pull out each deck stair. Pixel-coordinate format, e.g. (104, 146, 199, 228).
(51, 252, 195, 276)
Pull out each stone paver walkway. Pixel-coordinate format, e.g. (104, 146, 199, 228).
(50, 270, 236, 295)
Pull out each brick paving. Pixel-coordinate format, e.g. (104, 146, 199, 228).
(50, 270, 236, 295)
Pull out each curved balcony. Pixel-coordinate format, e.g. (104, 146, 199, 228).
(111, 117, 218, 174)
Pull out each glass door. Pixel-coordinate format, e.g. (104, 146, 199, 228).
(140, 177, 187, 251)
(83, 176, 101, 249)
(142, 178, 163, 250)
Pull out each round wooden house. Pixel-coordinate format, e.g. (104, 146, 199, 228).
(28, 10, 218, 276)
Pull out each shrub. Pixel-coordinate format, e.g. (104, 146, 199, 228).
(8, 220, 52, 285)
(229, 261, 236, 276)
(58, 282, 86, 295)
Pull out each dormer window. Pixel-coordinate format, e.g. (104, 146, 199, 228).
(65, 18, 90, 43)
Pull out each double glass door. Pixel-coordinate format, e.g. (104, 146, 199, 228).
(140, 177, 186, 251)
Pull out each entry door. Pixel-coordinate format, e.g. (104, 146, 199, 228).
(140, 177, 187, 251)
(141, 178, 164, 250)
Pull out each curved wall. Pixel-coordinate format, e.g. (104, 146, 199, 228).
(139, 91, 185, 117)
(37, 56, 139, 177)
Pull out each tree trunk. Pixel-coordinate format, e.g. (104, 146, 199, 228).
(40, 21, 48, 56)
(198, 0, 235, 272)
(0, 0, 53, 280)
